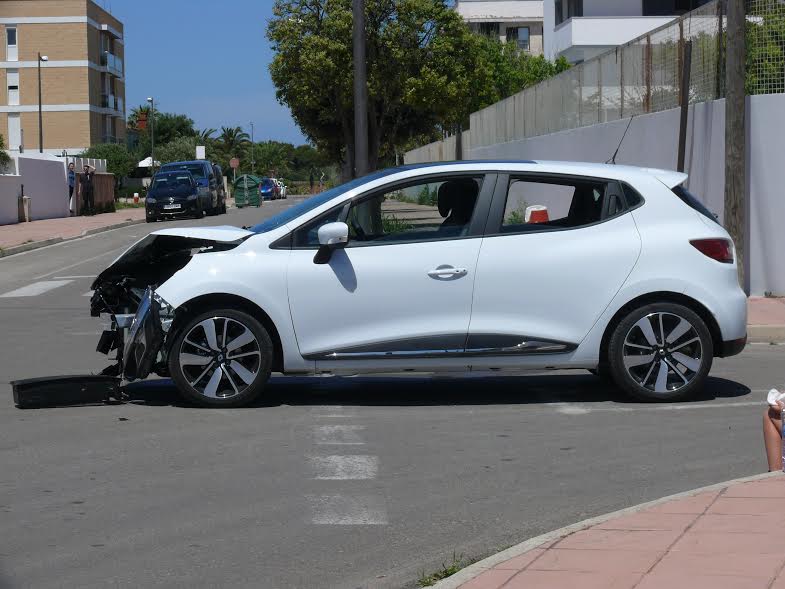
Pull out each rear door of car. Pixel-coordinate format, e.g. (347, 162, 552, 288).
(467, 172, 642, 356)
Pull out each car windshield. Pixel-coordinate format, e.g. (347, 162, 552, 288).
(150, 173, 193, 196)
(162, 163, 207, 179)
(260, 178, 274, 189)
(250, 168, 402, 234)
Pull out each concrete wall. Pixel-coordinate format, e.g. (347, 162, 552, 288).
(404, 94, 785, 296)
(16, 155, 68, 221)
(0, 174, 23, 226)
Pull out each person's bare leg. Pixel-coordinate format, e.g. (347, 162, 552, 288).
(763, 407, 782, 471)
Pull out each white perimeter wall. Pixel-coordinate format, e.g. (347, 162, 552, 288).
(0, 174, 22, 225)
(412, 94, 783, 295)
(16, 156, 68, 221)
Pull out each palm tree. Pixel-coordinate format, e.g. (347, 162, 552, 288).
(128, 104, 152, 129)
(196, 128, 217, 142)
(218, 126, 250, 155)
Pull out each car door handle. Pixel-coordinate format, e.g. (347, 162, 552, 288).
(427, 266, 468, 278)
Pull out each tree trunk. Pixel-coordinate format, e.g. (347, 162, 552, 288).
(725, 0, 746, 290)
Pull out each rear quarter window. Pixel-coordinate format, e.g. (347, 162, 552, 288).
(672, 185, 718, 224)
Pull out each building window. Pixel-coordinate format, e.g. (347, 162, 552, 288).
(7, 70, 19, 106)
(555, 0, 583, 26)
(477, 22, 499, 37)
(6, 26, 18, 61)
(506, 27, 531, 51)
(643, 0, 712, 16)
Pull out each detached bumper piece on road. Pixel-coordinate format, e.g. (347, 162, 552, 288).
(11, 375, 122, 408)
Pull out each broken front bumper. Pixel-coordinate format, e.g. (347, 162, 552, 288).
(97, 288, 172, 381)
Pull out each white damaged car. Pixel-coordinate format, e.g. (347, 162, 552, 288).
(91, 161, 747, 407)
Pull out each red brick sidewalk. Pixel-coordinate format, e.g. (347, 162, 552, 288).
(444, 474, 784, 589)
(0, 208, 145, 252)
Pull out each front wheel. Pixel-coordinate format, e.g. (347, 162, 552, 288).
(168, 308, 273, 407)
(607, 303, 713, 402)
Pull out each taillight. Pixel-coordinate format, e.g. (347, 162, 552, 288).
(690, 238, 733, 263)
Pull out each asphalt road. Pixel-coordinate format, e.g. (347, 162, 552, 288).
(0, 199, 780, 589)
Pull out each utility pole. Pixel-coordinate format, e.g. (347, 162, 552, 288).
(352, 0, 368, 177)
(38, 53, 48, 153)
(725, 0, 746, 290)
(147, 97, 155, 175)
(250, 121, 255, 175)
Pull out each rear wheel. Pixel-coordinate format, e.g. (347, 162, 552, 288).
(607, 303, 713, 402)
(168, 308, 273, 407)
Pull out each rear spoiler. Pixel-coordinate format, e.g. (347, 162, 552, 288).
(648, 168, 688, 189)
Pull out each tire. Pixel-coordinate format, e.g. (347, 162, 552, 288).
(220, 203, 227, 214)
(608, 302, 713, 402)
(168, 308, 273, 407)
(146, 216, 156, 223)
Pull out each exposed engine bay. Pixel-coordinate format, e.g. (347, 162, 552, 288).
(90, 232, 247, 382)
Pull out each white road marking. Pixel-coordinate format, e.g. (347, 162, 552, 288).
(314, 425, 365, 445)
(308, 494, 388, 525)
(549, 400, 768, 415)
(34, 244, 128, 280)
(51, 275, 95, 279)
(82, 290, 94, 297)
(553, 403, 591, 415)
(0, 280, 73, 298)
(308, 455, 379, 480)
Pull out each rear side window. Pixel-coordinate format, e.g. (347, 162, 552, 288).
(672, 185, 718, 224)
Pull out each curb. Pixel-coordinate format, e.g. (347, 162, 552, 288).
(428, 470, 782, 589)
(749, 325, 785, 344)
(0, 218, 145, 259)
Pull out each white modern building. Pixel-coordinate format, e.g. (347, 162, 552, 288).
(455, 0, 544, 55)
(544, 0, 714, 62)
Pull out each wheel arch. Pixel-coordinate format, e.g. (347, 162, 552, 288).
(167, 293, 285, 373)
(599, 291, 723, 364)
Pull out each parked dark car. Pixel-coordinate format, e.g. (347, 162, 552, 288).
(259, 177, 280, 200)
(159, 160, 226, 215)
(145, 171, 204, 222)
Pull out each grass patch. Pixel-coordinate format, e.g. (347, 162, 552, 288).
(417, 552, 473, 587)
(115, 201, 144, 209)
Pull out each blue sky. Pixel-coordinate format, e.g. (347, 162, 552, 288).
(104, 0, 307, 145)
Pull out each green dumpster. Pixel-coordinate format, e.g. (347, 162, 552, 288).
(233, 174, 263, 208)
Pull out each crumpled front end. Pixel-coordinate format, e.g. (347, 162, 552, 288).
(90, 228, 251, 381)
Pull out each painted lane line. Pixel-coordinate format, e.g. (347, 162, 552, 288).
(82, 290, 94, 297)
(547, 400, 768, 415)
(34, 244, 129, 280)
(51, 275, 95, 279)
(0, 280, 73, 298)
(314, 425, 366, 445)
(308, 455, 379, 480)
(308, 494, 388, 525)
(552, 403, 591, 415)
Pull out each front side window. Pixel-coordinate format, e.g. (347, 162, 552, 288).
(498, 176, 614, 234)
(345, 176, 484, 246)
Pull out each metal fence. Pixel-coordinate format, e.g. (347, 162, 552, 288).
(406, 0, 785, 161)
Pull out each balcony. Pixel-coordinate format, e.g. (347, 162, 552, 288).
(552, 16, 676, 62)
(101, 52, 124, 77)
(456, 0, 542, 22)
(101, 94, 125, 114)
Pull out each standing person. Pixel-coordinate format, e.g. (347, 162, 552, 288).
(80, 164, 95, 216)
(309, 169, 315, 195)
(763, 389, 785, 471)
(67, 162, 75, 215)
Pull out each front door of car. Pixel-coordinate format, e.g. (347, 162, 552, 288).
(286, 173, 495, 366)
(467, 174, 642, 355)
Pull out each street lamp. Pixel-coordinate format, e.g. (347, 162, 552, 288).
(147, 97, 155, 175)
(249, 121, 255, 174)
(38, 53, 48, 153)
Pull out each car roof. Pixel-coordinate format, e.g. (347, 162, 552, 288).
(162, 160, 210, 166)
(392, 160, 687, 189)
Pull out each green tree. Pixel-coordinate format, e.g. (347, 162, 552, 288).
(746, 0, 785, 95)
(196, 128, 217, 142)
(0, 133, 11, 170)
(218, 126, 250, 156)
(268, 0, 569, 178)
(156, 136, 208, 164)
(80, 143, 136, 186)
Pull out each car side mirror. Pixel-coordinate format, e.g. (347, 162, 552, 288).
(314, 222, 349, 264)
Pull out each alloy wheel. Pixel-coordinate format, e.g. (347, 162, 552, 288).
(622, 312, 703, 395)
(178, 316, 262, 399)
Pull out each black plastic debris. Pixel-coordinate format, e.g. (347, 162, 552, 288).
(11, 375, 122, 409)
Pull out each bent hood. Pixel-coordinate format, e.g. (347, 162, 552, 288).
(91, 226, 253, 315)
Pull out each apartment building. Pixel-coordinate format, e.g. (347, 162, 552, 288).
(0, 0, 125, 154)
(455, 0, 544, 55)
(544, 0, 714, 62)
